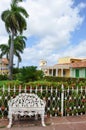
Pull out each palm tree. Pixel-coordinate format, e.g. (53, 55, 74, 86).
(1, 0, 29, 79)
(14, 35, 27, 68)
(0, 35, 27, 68)
(0, 44, 9, 59)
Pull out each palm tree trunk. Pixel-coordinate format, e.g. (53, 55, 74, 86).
(17, 58, 19, 68)
(9, 33, 14, 80)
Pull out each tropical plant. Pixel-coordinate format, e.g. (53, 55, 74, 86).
(0, 44, 9, 59)
(0, 35, 27, 68)
(13, 35, 27, 68)
(17, 66, 44, 83)
(1, 0, 29, 79)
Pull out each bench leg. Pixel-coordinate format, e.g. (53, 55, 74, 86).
(41, 113, 46, 127)
(7, 113, 12, 128)
(35, 114, 38, 120)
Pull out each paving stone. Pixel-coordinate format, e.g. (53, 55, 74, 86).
(0, 115, 86, 130)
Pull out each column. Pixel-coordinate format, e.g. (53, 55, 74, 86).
(56, 68, 58, 77)
(61, 69, 63, 77)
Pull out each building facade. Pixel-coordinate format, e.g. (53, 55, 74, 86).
(0, 58, 9, 75)
(40, 57, 86, 78)
(70, 60, 86, 78)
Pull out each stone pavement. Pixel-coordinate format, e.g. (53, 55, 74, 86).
(0, 115, 86, 130)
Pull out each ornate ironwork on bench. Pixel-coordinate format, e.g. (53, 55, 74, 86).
(7, 93, 46, 128)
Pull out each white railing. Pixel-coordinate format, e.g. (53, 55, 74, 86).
(0, 85, 86, 118)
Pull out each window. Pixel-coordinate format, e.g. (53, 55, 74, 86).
(63, 70, 66, 76)
(85, 68, 86, 78)
(75, 69, 79, 78)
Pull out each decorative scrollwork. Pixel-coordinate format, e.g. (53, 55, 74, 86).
(8, 93, 45, 108)
(7, 93, 46, 128)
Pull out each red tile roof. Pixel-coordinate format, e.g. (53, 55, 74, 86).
(71, 61, 86, 68)
(2, 58, 9, 64)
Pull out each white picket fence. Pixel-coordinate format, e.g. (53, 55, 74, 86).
(0, 85, 86, 118)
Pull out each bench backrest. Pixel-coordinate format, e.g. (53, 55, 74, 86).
(8, 93, 45, 108)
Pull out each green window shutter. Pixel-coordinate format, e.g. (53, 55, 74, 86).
(75, 69, 79, 78)
(85, 68, 86, 78)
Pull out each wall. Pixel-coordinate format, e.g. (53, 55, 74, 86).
(71, 68, 86, 78)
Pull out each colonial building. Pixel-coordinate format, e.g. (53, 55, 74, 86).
(70, 60, 86, 78)
(40, 57, 86, 78)
(0, 58, 9, 75)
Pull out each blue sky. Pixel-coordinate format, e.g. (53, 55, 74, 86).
(0, 0, 86, 67)
(71, 0, 86, 44)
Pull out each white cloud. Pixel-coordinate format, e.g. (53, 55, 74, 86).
(0, 36, 8, 45)
(0, 0, 86, 67)
(20, 0, 85, 66)
(63, 40, 86, 58)
(21, 39, 86, 67)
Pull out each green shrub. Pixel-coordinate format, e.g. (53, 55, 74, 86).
(0, 80, 21, 87)
(0, 74, 8, 80)
(17, 66, 44, 83)
(44, 76, 86, 85)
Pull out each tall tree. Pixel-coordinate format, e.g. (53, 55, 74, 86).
(0, 35, 27, 68)
(0, 44, 9, 59)
(14, 35, 27, 68)
(1, 0, 28, 79)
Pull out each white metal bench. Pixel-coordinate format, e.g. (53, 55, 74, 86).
(7, 93, 46, 128)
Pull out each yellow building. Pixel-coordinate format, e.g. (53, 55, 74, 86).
(58, 57, 82, 64)
(40, 57, 83, 77)
(0, 58, 9, 75)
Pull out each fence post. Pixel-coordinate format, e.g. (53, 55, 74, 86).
(61, 84, 64, 116)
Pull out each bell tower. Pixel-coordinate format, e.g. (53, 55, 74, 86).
(39, 59, 47, 68)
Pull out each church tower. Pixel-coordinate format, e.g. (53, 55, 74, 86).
(39, 59, 47, 67)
